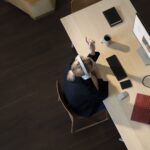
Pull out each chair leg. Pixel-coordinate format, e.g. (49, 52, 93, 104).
(118, 138, 124, 142)
(71, 119, 75, 134)
(105, 111, 109, 120)
(72, 116, 109, 133)
(71, 42, 74, 48)
(77, 119, 108, 133)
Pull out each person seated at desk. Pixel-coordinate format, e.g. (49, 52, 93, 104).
(64, 38, 109, 117)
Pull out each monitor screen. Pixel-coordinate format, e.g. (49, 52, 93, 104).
(133, 15, 150, 58)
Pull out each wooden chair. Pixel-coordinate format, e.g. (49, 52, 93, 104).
(71, 0, 102, 13)
(56, 80, 109, 134)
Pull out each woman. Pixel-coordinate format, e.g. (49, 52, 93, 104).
(63, 38, 108, 117)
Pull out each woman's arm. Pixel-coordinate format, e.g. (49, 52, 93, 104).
(88, 52, 100, 62)
(86, 37, 100, 62)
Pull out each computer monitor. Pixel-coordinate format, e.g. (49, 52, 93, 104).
(133, 15, 150, 64)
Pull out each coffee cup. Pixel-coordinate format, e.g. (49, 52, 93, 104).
(101, 34, 111, 46)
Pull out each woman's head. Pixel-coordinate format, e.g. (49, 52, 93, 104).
(67, 56, 95, 81)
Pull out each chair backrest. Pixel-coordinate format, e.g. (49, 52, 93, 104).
(56, 80, 77, 119)
(71, 0, 102, 13)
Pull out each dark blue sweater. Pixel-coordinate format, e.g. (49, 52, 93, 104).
(63, 52, 108, 117)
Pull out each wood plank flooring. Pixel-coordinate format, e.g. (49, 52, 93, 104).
(0, 1, 126, 150)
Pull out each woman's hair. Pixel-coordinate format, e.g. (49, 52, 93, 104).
(67, 56, 95, 81)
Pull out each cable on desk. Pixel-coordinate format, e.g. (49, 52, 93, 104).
(142, 75, 150, 88)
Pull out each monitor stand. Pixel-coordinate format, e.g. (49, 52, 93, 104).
(137, 46, 150, 65)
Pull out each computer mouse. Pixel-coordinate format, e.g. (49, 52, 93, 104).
(117, 91, 129, 100)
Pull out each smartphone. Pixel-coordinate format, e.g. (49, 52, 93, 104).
(120, 80, 132, 89)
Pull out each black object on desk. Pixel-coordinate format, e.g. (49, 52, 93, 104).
(103, 7, 123, 27)
(120, 79, 132, 89)
(106, 55, 127, 81)
(88, 52, 100, 62)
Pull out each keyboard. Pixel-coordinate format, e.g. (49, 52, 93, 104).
(106, 55, 127, 81)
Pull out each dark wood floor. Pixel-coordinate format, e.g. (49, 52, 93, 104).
(0, 1, 127, 150)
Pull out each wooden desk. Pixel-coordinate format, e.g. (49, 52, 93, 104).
(61, 0, 150, 149)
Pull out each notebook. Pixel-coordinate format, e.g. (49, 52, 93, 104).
(103, 7, 123, 27)
(131, 93, 150, 124)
